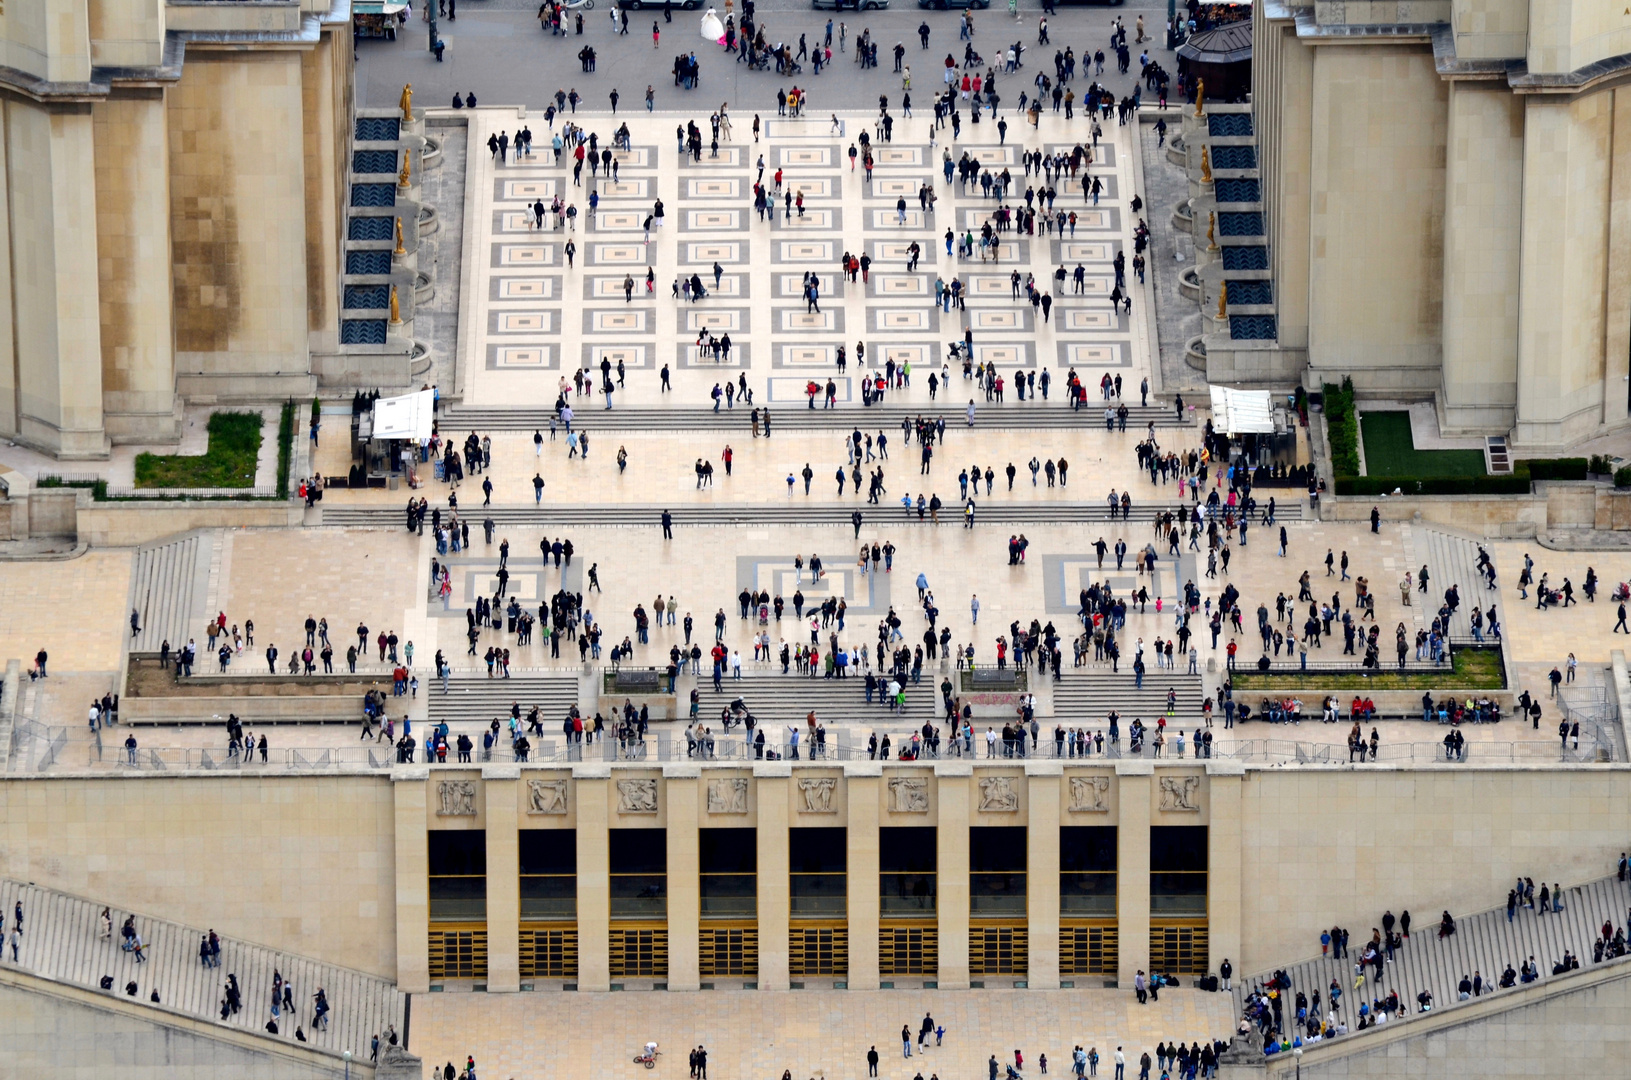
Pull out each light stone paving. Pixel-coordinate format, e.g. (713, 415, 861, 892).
(0, 550, 132, 674)
(456, 108, 1152, 410)
(410, 987, 1236, 1080)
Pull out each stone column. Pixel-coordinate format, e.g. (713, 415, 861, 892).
(484, 766, 521, 992)
(845, 766, 882, 990)
(576, 773, 611, 991)
(1206, 765, 1244, 979)
(6, 99, 108, 458)
(168, 51, 314, 399)
(666, 768, 701, 990)
(1027, 767, 1062, 989)
(92, 92, 178, 444)
(393, 768, 430, 994)
(756, 769, 792, 990)
(1116, 764, 1153, 988)
(935, 763, 972, 989)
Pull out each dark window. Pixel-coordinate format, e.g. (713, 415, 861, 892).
(970, 827, 1026, 916)
(1151, 826, 1207, 917)
(880, 827, 937, 917)
(1060, 826, 1116, 917)
(429, 831, 486, 922)
(700, 828, 756, 919)
(520, 830, 576, 921)
(610, 829, 667, 919)
(791, 828, 846, 918)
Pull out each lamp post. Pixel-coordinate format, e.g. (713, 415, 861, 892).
(427, 3, 438, 55)
(1293, 1046, 1302, 1080)
(344, 1049, 353, 1080)
(1166, 0, 1178, 49)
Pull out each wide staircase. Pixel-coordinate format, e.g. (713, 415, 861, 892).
(428, 673, 580, 725)
(1053, 671, 1207, 727)
(322, 499, 1306, 529)
(1414, 527, 1499, 639)
(439, 400, 1195, 433)
(128, 531, 216, 654)
(1234, 872, 1631, 1037)
(696, 671, 921, 730)
(0, 879, 404, 1062)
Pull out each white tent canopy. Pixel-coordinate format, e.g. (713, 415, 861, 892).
(370, 388, 435, 441)
(1209, 386, 1275, 434)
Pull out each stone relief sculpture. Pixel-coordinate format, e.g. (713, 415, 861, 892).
(707, 777, 749, 814)
(617, 778, 659, 814)
(888, 777, 930, 813)
(436, 780, 477, 817)
(1068, 775, 1111, 813)
(797, 776, 838, 813)
(978, 775, 1020, 812)
(1159, 775, 1201, 812)
(526, 779, 568, 815)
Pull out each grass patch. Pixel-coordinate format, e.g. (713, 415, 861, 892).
(1359, 412, 1486, 478)
(1231, 647, 1505, 692)
(134, 412, 263, 489)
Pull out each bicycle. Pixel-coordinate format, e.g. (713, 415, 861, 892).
(633, 1050, 661, 1069)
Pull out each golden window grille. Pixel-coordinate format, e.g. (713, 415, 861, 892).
(700, 926, 758, 977)
(1059, 923, 1118, 976)
(879, 925, 938, 976)
(1149, 923, 1209, 975)
(519, 926, 579, 979)
(428, 927, 488, 980)
(968, 926, 1028, 976)
(610, 927, 669, 978)
(789, 925, 848, 977)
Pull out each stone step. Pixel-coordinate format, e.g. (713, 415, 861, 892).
(128, 532, 214, 656)
(1415, 527, 1498, 640)
(1234, 872, 1631, 1042)
(0, 878, 403, 1063)
(438, 402, 1198, 432)
(428, 675, 582, 724)
(322, 500, 1306, 529)
(1052, 672, 1207, 725)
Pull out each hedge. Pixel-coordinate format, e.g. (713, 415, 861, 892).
(1521, 457, 1588, 482)
(1322, 378, 1360, 477)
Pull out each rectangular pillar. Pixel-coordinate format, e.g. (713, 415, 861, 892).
(393, 769, 430, 994)
(1027, 770, 1062, 989)
(93, 92, 178, 444)
(576, 775, 611, 991)
(1206, 766, 1244, 979)
(935, 764, 972, 989)
(666, 770, 701, 990)
(756, 769, 791, 989)
(6, 100, 107, 458)
(484, 767, 521, 992)
(845, 768, 881, 990)
(1115, 764, 1152, 989)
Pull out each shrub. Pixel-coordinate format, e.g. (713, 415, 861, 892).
(1323, 377, 1360, 478)
(1522, 457, 1588, 482)
(1616, 466, 1631, 489)
(1589, 455, 1612, 475)
(1335, 474, 1531, 497)
(276, 400, 295, 500)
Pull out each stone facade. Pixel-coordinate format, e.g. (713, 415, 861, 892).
(1249, 0, 1631, 452)
(0, 0, 354, 456)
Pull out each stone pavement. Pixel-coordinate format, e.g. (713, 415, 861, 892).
(410, 986, 1236, 1080)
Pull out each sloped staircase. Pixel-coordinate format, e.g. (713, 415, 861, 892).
(0, 879, 404, 1062)
(1234, 873, 1631, 1040)
(128, 531, 215, 655)
(1052, 671, 1207, 727)
(428, 674, 581, 724)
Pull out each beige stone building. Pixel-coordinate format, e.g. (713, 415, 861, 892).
(1210, 0, 1631, 452)
(0, 0, 354, 457)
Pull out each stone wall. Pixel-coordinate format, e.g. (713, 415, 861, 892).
(0, 966, 355, 1080)
(0, 775, 400, 979)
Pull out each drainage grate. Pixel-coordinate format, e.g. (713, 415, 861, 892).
(347, 250, 393, 274)
(355, 116, 401, 141)
(341, 319, 389, 345)
(353, 149, 399, 174)
(349, 216, 395, 241)
(1221, 246, 1268, 271)
(351, 183, 397, 208)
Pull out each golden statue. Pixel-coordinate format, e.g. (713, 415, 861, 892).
(1207, 211, 1219, 251)
(1200, 145, 1213, 184)
(1216, 280, 1228, 320)
(1194, 79, 1205, 118)
(394, 216, 406, 256)
(389, 285, 401, 325)
(399, 83, 414, 123)
(399, 148, 411, 189)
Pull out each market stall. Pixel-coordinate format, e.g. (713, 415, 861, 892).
(354, 1, 406, 40)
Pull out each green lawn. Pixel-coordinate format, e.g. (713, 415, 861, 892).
(134, 411, 264, 489)
(1231, 647, 1505, 692)
(1359, 411, 1487, 478)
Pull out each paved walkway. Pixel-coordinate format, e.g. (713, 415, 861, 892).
(410, 985, 1235, 1080)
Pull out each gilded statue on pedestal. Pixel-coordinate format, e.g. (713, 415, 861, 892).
(394, 216, 406, 256)
(1194, 79, 1205, 118)
(389, 285, 401, 325)
(1207, 211, 1219, 252)
(1217, 280, 1228, 320)
(1200, 145, 1213, 184)
(399, 150, 411, 189)
(399, 83, 414, 123)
